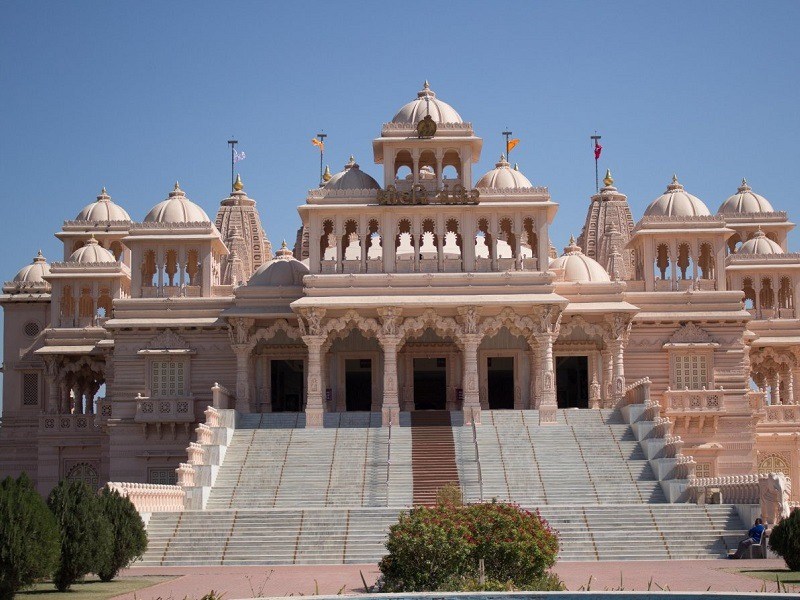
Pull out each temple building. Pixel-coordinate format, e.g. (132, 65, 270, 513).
(1, 82, 799, 502)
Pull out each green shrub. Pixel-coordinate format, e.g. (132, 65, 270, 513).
(379, 500, 559, 592)
(769, 507, 800, 571)
(47, 480, 113, 591)
(0, 473, 60, 599)
(435, 483, 463, 507)
(97, 488, 148, 581)
(437, 572, 565, 592)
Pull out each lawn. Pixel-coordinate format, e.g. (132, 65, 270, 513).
(17, 575, 176, 599)
(736, 569, 800, 590)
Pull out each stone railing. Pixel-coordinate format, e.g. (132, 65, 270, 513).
(211, 385, 233, 410)
(687, 475, 760, 504)
(624, 377, 652, 406)
(674, 454, 697, 479)
(661, 435, 685, 459)
(106, 482, 185, 514)
(664, 388, 725, 412)
(763, 404, 800, 424)
(134, 395, 195, 423)
(40, 413, 98, 433)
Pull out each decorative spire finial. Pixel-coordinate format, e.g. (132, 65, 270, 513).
(174, 181, 181, 191)
(739, 177, 751, 192)
(101, 186, 107, 195)
(423, 80, 430, 89)
(233, 173, 244, 191)
(603, 168, 614, 187)
(322, 165, 332, 182)
(671, 174, 678, 184)
(514, 163, 519, 171)
(569, 234, 576, 245)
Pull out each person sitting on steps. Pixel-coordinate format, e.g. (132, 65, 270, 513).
(729, 518, 765, 559)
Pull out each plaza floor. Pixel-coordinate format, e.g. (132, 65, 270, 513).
(114, 559, 797, 599)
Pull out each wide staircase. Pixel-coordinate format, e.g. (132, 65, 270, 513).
(141, 408, 747, 566)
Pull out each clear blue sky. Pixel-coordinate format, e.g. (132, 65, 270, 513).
(1, 1, 799, 396)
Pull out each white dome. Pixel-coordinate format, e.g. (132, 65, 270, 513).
(644, 176, 711, 218)
(550, 238, 611, 283)
(475, 155, 533, 189)
(144, 183, 211, 223)
(68, 237, 116, 263)
(13, 251, 50, 283)
(324, 157, 380, 190)
(248, 252, 309, 287)
(391, 81, 463, 124)
(718, 179, 774, 214)
(738, 229, 783, 255)
(75, 188, 131, 221)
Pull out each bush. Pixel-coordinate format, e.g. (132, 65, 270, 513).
(379, 500, 559, 592)
(437, 572, 565, 592)
(0, 473, 60, 599)
(435, 483, 463, 507)
(769, 507, 800, 571)
(97, 488, 148, 581)
(47, 480, 113, 592)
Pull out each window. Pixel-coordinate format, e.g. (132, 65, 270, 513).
(150, 359, 187, 397)
(674, 354, 708, 390)
(758, 454, 790, 475)
(22, 373, 39, 406)
(148, 467, 177, 485)
(23, 321, 40, 337)
(65, 462, 99, 488)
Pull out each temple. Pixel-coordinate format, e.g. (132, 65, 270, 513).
(1, 82, 798, 511)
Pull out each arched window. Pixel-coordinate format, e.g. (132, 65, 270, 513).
(778, 277, 794, 311)
(341, 220, 360, 261)
(65, 462, 99, 488)
(394, 150, 413, 181)
(498, 218, 516, 259)
(109, 241, 124, 261)
(699, 243, 714, 279)
(367, 219, 382, 260)
(186, 249, 201, 285)
(521, 217, 537, 259)
(78, 287, 94, 318)
(418, 150, 437, 182)
(442, 150, 461, 183)
(142, 250, 157, 286)
(726, 234, 741, 255)
(743, 278, 756, 310)
(677, 243, 693, 280)
(97, 288, 112, 318)
(72, 240, 84, 253)
(420, 218, 437, 259)
(165, 249, 178, 286)
(396, 219, 414, 260)
(443, 218, 462, 261)
(320, 220, 335, 262)
(475, 218, 491, 259)
(758, 454, 790, 475)
(760, 278, 775, 309)
(60, 285, 75, 322)
(656, 244, 670, 280)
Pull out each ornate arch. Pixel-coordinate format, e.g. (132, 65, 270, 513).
(399, 308, 461, 346)
(559, 315, 609, 341)
(249, 319, 302, 350)
(323, 310, 380, 345)
(478, 308, 535, 342)
(758, 453, 790, 475)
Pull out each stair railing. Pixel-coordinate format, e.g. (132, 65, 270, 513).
(472, 420, 484, 502)
(386, 421, 392, 485)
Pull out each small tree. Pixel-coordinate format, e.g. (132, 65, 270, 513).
(96, 487, 148, 581)
(47, 480, 113, 592)
(0, 473, 59, 599)
(769, 507, 800, 571)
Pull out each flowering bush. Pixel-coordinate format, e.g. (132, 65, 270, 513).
(379, 500, 559, 592)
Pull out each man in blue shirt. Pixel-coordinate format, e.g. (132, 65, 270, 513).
(729, 518, 765, 559)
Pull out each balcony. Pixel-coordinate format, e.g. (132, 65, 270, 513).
(663, 388, 726, 434)
(134, 395, 195, 424)
(762, 404, 800, 425)
(39, 413, 101, 434)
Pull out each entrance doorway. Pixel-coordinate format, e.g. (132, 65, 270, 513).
(345, 358, 372, 411)
(487, 356, 514, 409)
(413, 357, 447, 410)
(271, 359, 304, 412)
(556, 356, 589, 409)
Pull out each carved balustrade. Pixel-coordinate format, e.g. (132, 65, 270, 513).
(39, 413, 99, 433)
(674, 454, 697, 479)
(763, 404, 800, 424)
(687, 474, 760, 505)
(624, 377, 651, 406)
(663, 387, 725, 433)
(175, 462, 196, 487)
(134, 395, 195, 424)
(106, 482, 185, 513)
(204, 405, 222, 428)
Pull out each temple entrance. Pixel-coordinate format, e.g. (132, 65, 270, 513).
(487, 356, 514, 409)
(413, 357, 447, 410)
(345, 358, 372, 411)
(271, 359, 304, 412)
(556, 356, 589, 409)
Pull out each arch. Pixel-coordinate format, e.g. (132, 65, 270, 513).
(479, 308, 535, 342)
(766, 231, 779, 244)
(65, 462, 99, 488)
(418, 150, 437, 181)
(778, 277, 794, 311)
(521, 217, 537, 259)
(396, 218, 414, 259)
(655, 244, 670, 280)
(394, 150, 413, 180)
(743, 277, 756, 310)
(60, 285, 75, 321)
(109, 241, 124, 261)
(760, 278, 775, 309)
(249, 319, 303, 351)
(442, 150, 461, 181)
(78, 287, 94, 318)
(475, 218, 491, 259)
(367, 219, 382, 260)
(420, 218, 437, 259)
(727, 233, 742, 255)
(758, 453, 790, 475)
(97, 287, 113, 317)
(698, 243, 715, 280)
(677, 243, 693, 280)
(341, 219, 360, 261)
(72, 240, 85, 253)
(320, 219, 336, 262)
(498, 217, 516, 259)
(443, 217, 462, 260)
(322, 310, 381, 347)
(142, 250, 157, 286)
(398, 309, 461, 347)
(186, 249, 201, 285)
(165, 249, 178, 286)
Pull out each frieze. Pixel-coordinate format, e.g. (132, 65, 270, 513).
(147, 329, 190, 350)
(377, 184, 479, 206)
(667, 322, 716, 345)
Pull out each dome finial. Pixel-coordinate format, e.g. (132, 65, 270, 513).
(174, 181, 181, 191)
(423, 80, 430, 89)
(739, 177, 751, 192)
(513, 163, 519, 171)
(603, 168, 614, 187)
(101, 186, 107, 195)
(322, 165, 332, 182)
(233, 173, 244, 192)
(671, 174, 678, 184)
(569, 234, 576, 245)
(34, 250, 46, 262)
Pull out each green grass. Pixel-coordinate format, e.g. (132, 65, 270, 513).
(17, 575, 175, 599)
(736, 569, 800, 588)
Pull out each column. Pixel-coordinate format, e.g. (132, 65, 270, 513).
(360, 220, 367, 273)
(379, 335, 401, 426)
(303, 334, 326, 428)
(72, 383, 83, 414)
(335, 226, 343, 273)
(412, 151, 419, 186)
(771, 371, 781, 405)
(435, 151, 443, 191)
(461, 333, 482, 425)
(528, 340, 542, 409)
(436, 215, 444, 272)
(602, 349, 613, 407)
(59, 380, 70, 414)
(43, 358, 59, 415)
(611, 338, 626, 404)
(783, 366, 793, 406)
(792, 366, 800, 404)
(535, 333, 557, 424)
(232, 344, 251, 413)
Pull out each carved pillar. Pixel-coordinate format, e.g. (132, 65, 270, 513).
(72, 383, 83, 414)
(602, 349, 613, 405)
(461, 333, 482, 425)
(59, 380, 70, 414)
(590, 375, 601, 409)
(771, 370, 781, 405)
(303, 334, 327, 427)
(530, 343, 542, 409)
(535, 333, 558, 423)
(378, 334, 401, 426)
(606, 314, 631, 405)
(792, 366, 800, 405)
(43, 358, 61, 415)
(232, 344, 251, 412)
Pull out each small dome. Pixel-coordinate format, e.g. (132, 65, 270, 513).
(718, 179, 774, 214)
(738, 228, 783, 255)
(68, 236, 116, 263)
(324, 157, 380, 190)
(550, 237, 611, 283)
(391, 81, 463, 124)
(248, 255, 309, 287)
(475, 155, 533, 189)
(644, 175, 711, 218)
(12, 251, 50, 284)
(144, 183, 211, 223)
(75, 188, 131, 221)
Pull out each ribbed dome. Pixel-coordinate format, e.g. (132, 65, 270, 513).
(738, 229, 783, 255)
(144, 183, 211, 223)
(248, 254, 309, 287)
(324, 157, 380, 190)
(75, 188, 131, 221)
(391, 81, 462, 124)
(68, 237, 116, 263)
(13, 251, 50, 283)
(644, 176, 711, 218)
(550, 238, 611, 283)
(718, 179, 774, 215)
(475, 155, 533, 189)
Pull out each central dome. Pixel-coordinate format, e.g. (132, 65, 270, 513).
(643, 176, 711, 218)
(475, 155, 533, 189)
(324, 156, 380, 190)
(75, 188, 131, 221)
(144, 183, 211, 224)
(391, 81, 463, 124)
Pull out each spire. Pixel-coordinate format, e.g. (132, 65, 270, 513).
(738, 177, 751, 192)
(603, 168, 614, 187)
(667, 174, 684, 191)
(276, 239, 293, 259)
(233, 173, 244, 192)
(170, 181, 185, 197)
(97, 187, 111, 202)
(513, 163, 519, 171)
(34, 250, 46, 263)
(322, 165, 332, 182)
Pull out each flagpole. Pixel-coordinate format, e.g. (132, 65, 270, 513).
(590, 133, 601, 193)
(502, 130, 512, 158)
(227, 138, 238, 191)
(316, 132, 327, 184)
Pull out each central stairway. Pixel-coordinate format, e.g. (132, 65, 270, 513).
(140, 408, 747, 566)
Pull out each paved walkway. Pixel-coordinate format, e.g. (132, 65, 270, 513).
(114, 559, 795, 599)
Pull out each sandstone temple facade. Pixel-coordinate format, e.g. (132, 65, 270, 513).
(1, 83, 798, 500)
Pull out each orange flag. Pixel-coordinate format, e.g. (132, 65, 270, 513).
(311, 138, 324, 151)
(506, 138, 520, 153)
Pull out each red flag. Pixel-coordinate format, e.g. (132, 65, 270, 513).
(594, 142, 602, 160)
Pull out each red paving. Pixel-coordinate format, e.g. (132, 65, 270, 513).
(114, 559, 795, 599)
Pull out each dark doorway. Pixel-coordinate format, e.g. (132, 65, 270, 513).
(413, 357, 447, 410)
(556, 356, 589, 409)
(487, 356, 514, 409)
(271, 359, 304, 412)
(345, 358, 373, 411)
